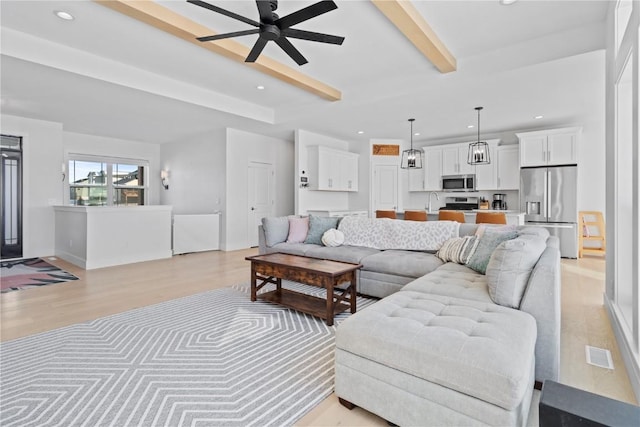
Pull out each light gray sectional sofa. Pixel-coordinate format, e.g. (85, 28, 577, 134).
(258, 216, 561, 426)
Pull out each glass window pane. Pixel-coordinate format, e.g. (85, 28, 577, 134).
(113, 163, 143, 186)
(69, 161, 106, 185)
(114, 188, 144, 206)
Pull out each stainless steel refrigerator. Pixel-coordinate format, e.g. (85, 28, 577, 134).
(520, 165, 578, 258)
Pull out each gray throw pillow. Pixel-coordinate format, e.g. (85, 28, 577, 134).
(305, 215, 340, 245)
(486, 235, 547, 308)
(466, 228, 518, 274)
(261, 216, 290, 247)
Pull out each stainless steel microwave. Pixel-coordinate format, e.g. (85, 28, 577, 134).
(442, 174, 476, 192)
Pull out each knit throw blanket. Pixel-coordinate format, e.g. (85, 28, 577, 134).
(338, 217, 460, 251)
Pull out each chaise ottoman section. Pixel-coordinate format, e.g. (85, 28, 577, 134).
(335, 291, 537, 426)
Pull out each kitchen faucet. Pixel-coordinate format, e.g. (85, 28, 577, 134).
(427, 192, 440, 212)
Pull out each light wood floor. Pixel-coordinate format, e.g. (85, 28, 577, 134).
(1, 250, 637, 426)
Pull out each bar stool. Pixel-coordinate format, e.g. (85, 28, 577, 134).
(475, 212, 507, 224)
(438, 210, 465, 223)
(376, 210, 397, 219)
(404, 211, 427, 221)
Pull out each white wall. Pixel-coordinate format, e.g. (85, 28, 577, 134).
(159, 131, 226, 214)
(347, 139, 371, 213)
(1, 115, 64, 257)
(604, 0, 640, 401)
(295, 129, 350, 214)
(224, 128, 294, 251)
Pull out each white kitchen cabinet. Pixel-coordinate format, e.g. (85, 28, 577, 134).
(474, 140, 499, 190)
(408, 167, 424, 192)
(496, 145, 520, 190)
(442, 143, 475, 176)
(517, 127, 581, 167)
(424, 147, 443, 191)
(307, 146, 359, 191)
(407, 147, 442, 192)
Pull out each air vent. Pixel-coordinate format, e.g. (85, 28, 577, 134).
(585, 345, 614, 369)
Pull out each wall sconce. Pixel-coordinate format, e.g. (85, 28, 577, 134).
(160, 170, 169, 190)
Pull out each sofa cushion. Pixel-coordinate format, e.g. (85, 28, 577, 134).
(305, 215, 340, 245)
(336, 291, 537, 410)
(305, 245, 380, 264)
(517, 227, 550, 239)
(286, 216, 309, 243)
(269, 242, 321, 256)
(360, 250, 444, 278)
(403, 263, 492, 304)
(466, 228, 518, 274)
(486, 234, 547, 308)
(262, 216, 290, 247)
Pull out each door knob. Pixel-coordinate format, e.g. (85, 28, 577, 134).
(251, 207, 255, 211)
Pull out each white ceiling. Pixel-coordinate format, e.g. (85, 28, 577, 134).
(0, 0, 610, 145)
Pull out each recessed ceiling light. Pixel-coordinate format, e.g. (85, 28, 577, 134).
(534, 115, 544, 119)
(414, 132, 420, 136)
(256, 85, 265, 90)
(467, 125, 475, 129)
(357, 131, 364, 135)
(54, 11, 74, 21)
(499, 0, 518, 5)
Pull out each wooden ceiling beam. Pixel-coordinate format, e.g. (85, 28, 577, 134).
(95, 0, 342, 101)
(371, 0, 456, 73)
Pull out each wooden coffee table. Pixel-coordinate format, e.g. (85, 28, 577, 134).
(245, 253, 362, 326)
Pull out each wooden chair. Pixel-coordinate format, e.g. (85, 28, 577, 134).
(376, 210, 397, 219)
(438, 210, 465, 223)
(404, 211, 427, 221)
(475, 211, 507, 224)
(579, 211, 606, 258)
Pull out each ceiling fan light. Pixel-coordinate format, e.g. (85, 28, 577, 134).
(468, 106, 491, 165)
(401, 118, 423, 169)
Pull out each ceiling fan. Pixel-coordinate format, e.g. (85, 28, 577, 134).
(187, 0, 345, 66)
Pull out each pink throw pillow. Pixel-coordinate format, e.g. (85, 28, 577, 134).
(287, 216, 309, 243)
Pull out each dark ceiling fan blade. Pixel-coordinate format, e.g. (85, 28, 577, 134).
(255, 0, 274, 24)
(282, 28, 344, 45)
(187, 0, 260, 27)
(197, 29, 260, 42)
(275, 1, 338, 30)
(275, 37, 308, 65)
(245, 37, 269, 62)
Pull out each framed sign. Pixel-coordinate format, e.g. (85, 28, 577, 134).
(372, 144, 400, 156)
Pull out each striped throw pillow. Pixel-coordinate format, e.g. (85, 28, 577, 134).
(436, 236, 479, 264)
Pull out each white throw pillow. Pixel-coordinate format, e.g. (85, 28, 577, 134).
(486, 234, 547, 308)
(322, 228, 345, 247)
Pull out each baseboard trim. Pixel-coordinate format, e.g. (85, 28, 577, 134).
(604, 293, 640, 403)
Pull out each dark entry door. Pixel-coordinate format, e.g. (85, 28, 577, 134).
(1, 135, 23, 259)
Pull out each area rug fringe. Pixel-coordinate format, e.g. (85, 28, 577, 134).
(0, 282, 377, 427)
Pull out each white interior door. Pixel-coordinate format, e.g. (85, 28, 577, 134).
(373, 164, 398, 211)
(247, 162, 273, 247)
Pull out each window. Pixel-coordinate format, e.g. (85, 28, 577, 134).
(68, 156, 147, 206)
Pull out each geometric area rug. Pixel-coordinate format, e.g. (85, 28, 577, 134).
(0, 257, 79, 293)
(0, 281, 377, 427)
